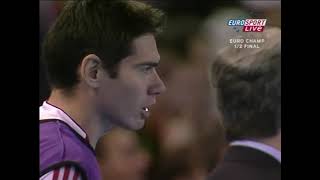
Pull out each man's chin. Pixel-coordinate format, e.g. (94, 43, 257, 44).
(119, 118, 146, 131)
(130, 119, 146, 130)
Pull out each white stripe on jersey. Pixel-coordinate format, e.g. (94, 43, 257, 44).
(57, 167, 64, 180)
(67, 167, 75, 180)
(40, 166, 83, 180)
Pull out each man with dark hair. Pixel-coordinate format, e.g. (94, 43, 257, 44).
(208, 27, 281, 180)
(39, 1, 166, 179)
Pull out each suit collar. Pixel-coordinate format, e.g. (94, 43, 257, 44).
(223, 146, 281, 168)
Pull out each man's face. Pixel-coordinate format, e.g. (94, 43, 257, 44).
(97, 34, 166, 130)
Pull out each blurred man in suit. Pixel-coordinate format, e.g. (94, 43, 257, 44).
(208, 27, 281, 180)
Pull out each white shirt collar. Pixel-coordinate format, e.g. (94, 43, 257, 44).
(39, 101, 87, 139)
(230, 140, 281, 163)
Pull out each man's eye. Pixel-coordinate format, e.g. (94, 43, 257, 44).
(141, 66, 153, 73)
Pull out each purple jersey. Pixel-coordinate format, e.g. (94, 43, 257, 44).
(40, 101, 101, 180)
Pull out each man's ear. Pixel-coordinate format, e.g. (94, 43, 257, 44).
(79, 54, 104, 88)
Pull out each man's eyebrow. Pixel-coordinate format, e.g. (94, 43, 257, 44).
(135, 61, 159, 67)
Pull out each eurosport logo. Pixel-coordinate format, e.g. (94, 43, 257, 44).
(227, 19, 267, 32)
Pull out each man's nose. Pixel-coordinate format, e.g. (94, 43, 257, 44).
(148, 72, 166, 96)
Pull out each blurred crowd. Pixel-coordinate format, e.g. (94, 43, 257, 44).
(40, 1, 280, 180)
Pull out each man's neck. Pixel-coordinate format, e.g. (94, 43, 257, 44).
(47, 89, 112, 148)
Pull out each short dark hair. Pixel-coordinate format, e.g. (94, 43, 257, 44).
(41, 0, 165, 90)
(211, 27, 281, 141)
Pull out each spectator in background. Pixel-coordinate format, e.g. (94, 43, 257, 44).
(144, 16, 226, 179)
(208, 27, 281, 180)
(155, 118, 208, 180)
(96, 128, 151, 180)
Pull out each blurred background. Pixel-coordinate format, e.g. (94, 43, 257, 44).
(40, 1, 280, 180)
